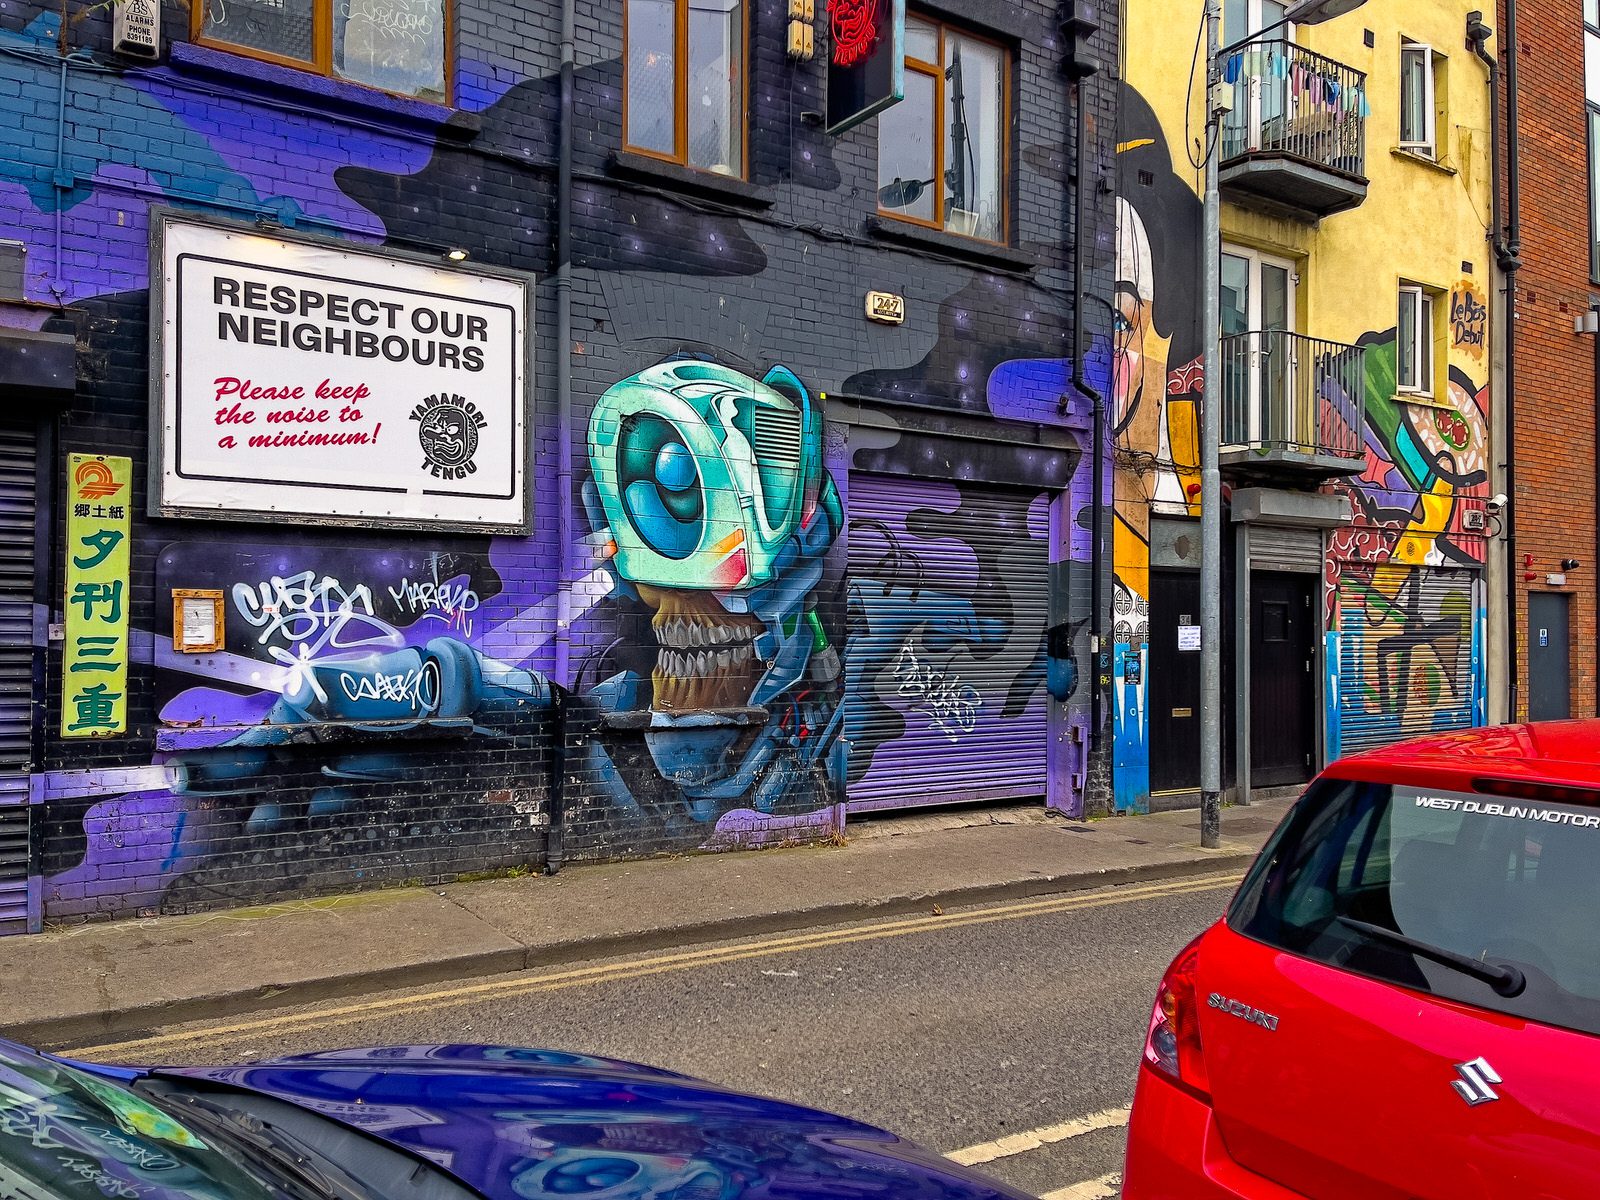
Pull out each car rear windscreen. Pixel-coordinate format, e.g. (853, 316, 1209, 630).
(1229, 778, 1600, 1037)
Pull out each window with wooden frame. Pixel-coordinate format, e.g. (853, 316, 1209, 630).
(195, 0, 449, 101)
(877, 15, 1009, 244)
(625, 0, 747, 178)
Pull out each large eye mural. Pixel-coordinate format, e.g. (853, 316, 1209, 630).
(616, 414, 707, 560)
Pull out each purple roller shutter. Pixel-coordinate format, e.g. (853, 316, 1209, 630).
(0, 422, 34, 935)
(844, 475, 1051, 810)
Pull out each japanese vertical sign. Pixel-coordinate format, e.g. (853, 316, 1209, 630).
(63, 455, 132, 737)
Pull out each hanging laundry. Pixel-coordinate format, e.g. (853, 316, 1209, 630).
(1224, 52, 1243, 84)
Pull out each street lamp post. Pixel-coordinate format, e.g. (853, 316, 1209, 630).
(1198, 0, 1368, 848)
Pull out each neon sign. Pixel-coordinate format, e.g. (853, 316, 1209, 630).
(830, 0, 882, 67)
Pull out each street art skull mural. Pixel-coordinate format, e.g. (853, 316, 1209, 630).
(578, 360, 844, 827)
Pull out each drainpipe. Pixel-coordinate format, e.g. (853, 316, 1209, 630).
(1062, 7, 1105, 768)
(1469, 12, 1511, 726)
(546, 0, 575, 874)
(1501, 0, 1523, 723)
(1073, 89, 1107, 748)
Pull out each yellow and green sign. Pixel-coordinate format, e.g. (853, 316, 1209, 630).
(63, 454, 132, 738)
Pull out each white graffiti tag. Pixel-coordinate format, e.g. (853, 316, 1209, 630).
(892, 640, 982, 741)
(337, 663, 441, 712)
(233, 572, 403, 702)
(389, 573, 480, 637)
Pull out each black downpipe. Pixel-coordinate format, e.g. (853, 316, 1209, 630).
(1502, 0, 1523, 723)
(546, 0, 575, 875)
(1072, 84, 1108, 747)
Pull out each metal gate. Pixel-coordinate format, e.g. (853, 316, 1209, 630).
(0, 422, 36, 935)
(844, 475, 1051, 810)
(1335, 563, 1478, 756)
(1247, 525, 1323, 574)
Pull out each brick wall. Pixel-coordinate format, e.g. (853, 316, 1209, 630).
(1501, 0, 1598, 720)
(0, 0, 1120, 921)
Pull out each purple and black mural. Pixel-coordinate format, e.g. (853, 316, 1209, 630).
(1, 0, 1116, 925)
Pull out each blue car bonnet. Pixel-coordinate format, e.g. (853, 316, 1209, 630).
(160, 1045, 1030, 1200)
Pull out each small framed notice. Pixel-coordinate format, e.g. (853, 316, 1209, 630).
(1178, 625, 1202, 652)
(172, 589, 224, 653)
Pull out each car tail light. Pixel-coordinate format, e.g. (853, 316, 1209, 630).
(1143, 934, 1212, 1102)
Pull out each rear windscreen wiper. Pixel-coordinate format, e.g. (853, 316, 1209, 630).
(1337, 916, 1526, 998)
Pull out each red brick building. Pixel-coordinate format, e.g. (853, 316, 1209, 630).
(1499, 0, 1599, 721)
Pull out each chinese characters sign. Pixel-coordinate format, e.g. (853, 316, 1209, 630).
(63, 455, 132, 738)
(154, 214, 530, 533)
(826, 0, 904, 134)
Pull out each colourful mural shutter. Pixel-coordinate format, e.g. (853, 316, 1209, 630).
(62, 455, 132, 738)
(844, 474, 1051, 810)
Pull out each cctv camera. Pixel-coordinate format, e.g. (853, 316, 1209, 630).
(1563, 559, 1583, 572)
(1487, 494, 1508, 511)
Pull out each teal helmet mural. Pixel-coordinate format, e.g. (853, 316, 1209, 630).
(588, 361, 834, 592)
(582, 359, 844, 815)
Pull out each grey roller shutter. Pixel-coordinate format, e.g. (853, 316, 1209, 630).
(1336, 564, 1478, 757)
(845, 475, 1051, 809)
(1248, 525, 1324, 574)
(0, 421, 36, 934)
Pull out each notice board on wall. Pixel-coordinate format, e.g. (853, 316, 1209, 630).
(151, 212, 531, 533)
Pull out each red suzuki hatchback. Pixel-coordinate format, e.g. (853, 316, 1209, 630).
(1123, 721, 1600, 1199)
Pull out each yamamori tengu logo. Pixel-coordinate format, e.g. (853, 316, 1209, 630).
(411, 393, 487, 480)
(830, 0, 882, 66)
(73, 459, 124, 499)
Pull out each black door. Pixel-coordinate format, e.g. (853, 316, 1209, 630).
(1251, 572, 1315, 789)
(1528, 593, 1572, 722)
(1149, 570, 1203, 793)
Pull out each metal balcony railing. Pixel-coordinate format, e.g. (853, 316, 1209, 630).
(1220, 330, 1365, 463)
(1220, 40, 1368, 181)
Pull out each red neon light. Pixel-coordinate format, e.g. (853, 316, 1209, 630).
(830, 0, 882, 67)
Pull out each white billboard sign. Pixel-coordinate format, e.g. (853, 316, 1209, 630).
(153, 214, 530, 532)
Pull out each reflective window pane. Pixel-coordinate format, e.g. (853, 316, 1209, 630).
(1401, 46, 1429, 148)
(1398, 289, 1418, 390)
(1221, 253, 1251, 337)
(687, 0, 742, 174)
(1590, 109, 1600, 279)
(628, 0, 678, 157)
(202, 0, 315, 64)
(878, 68, 938, 224)
(944, 33, 1004, 241)
(334, 0, 447, 99)
(904, 17, 938, 63)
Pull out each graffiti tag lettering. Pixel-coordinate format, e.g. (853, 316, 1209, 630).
(389, 574, 480, 637)
(892, 640, 981, 741)
(1450, 282, 1488, 360)
(54, 1157, 145, 1199)
(233, 571, 398, 649)
(337, 664, 440, 710)
(0, 1107, 67, 1151)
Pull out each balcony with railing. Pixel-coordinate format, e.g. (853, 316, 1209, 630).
(1219, 40, 1368, 219)
(1220, 330, 1366, 480)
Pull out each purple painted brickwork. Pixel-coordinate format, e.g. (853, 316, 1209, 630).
(1, 0, 1120, 923)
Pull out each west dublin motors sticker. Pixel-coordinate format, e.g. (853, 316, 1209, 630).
(412, 394, 487, 480)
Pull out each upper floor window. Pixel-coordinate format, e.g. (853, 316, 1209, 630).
(1399, 41, 1437, 159)
(625, 0, 746, 177)
(196, 0, 448, 101)
(1397, 283, 1436, 394)
(877, 15, 1009, 243)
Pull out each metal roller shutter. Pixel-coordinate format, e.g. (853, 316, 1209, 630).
(1248, 525, 1323, 574)
(0, 421, 35, 935)
(845, 475, 1051, 809)
(1336, 563, 1478, 756)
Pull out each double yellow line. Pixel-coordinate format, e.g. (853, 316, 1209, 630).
(74, 872, 1243, 1062)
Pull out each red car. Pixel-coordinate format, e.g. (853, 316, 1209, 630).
(1123, 721, 1600, 1199)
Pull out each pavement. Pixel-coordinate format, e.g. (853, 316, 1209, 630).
(0, 797, 1292, 1048)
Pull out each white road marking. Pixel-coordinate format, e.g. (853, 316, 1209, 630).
(945, 1106, 1131, 1166)
(1040, 1172, 1122, 1200)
